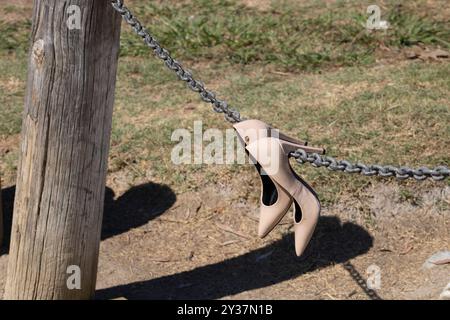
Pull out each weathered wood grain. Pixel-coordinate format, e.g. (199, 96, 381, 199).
(4, 0, 121, 299)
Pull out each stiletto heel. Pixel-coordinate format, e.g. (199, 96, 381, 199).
(246, 137, 321, 256)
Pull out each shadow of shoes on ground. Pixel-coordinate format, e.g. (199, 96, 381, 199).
(96, 215, 374, 300)
(0, 182, 176, 255)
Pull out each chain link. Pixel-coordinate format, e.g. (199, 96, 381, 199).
(111, 0, 449, 181)
(111, 0, 242, 123)
(291, 149, 450, 181)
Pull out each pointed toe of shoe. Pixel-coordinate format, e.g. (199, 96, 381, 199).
(258, 220, 273, 238)
(293, 218, 319, 257)
(294, 240, 308, 257)
(258, 210, 282, 238)
(257, 199, 293, 239)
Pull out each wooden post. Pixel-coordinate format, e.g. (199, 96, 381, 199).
(4, 0, 121, 299)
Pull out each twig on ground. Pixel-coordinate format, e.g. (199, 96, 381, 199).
(215, 223, 250, 239)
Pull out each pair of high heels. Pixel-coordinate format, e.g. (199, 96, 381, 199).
(234, 120, 325, 256)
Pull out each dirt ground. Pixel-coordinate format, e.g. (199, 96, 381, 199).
(2, 173, 449, 300)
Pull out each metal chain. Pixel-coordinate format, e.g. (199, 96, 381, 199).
(291, 149, 450, 181)
(111, 0, 449, 181)
(111, 0, 242, 123)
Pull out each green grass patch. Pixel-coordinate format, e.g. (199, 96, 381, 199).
(118, 0, 449, 71)
(0, 20, 31, 55)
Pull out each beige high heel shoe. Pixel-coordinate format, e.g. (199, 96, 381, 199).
(246, 136, 322, 256)
(234, 120, 306, 237)
(233, 120, 324, 240)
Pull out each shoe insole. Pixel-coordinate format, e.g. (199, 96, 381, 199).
(255, 162, 278, 206)
(294, 200, 303, 223)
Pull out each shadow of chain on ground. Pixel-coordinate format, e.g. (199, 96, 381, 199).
(0, 182, 176, 254)
(96, 216, 374, 300)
